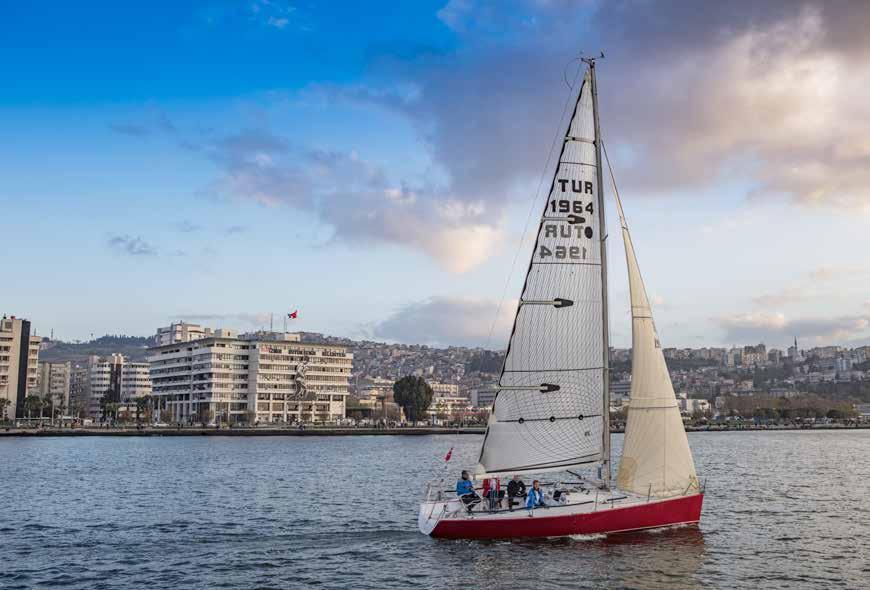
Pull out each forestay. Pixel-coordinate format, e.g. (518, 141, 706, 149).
(613, 191, 700, 497)
(476, 72, 606, 478)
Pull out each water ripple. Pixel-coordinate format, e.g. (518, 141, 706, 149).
(0, 431, 867, 589)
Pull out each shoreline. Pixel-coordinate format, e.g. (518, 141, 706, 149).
(0, 424, 867, 437)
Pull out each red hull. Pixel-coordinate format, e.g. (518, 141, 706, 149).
(431, 493, 703, 540)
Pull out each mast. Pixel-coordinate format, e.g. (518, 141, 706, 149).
(475, 61, 609, 478)
(586, 56, 611, 484)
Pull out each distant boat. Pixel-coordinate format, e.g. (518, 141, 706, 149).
(418, 57, 703, 540)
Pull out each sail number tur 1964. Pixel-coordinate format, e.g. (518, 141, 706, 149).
(538, 177, 596, 261)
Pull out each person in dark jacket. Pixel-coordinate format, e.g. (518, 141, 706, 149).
(507, 475, 527, 511)
(455, 470, 480, 512)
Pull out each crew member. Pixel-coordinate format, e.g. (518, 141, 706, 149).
(456, 470, 481, 513)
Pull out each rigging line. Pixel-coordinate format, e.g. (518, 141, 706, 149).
(601, 140, 627, 229)
(482, 60, 585, 353)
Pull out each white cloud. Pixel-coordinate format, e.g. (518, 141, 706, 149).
(718, 311, 870, 346)
(372, 296, 516, 347)
(203, 128, 504, 273)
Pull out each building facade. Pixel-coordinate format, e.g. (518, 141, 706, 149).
(80, 354, 153, 418)
(37, 361, 71, 411)
(156, 322, 214, 346)
(0, 316, 41, 420)
(470, 385, 498, 410)
(69, 364, 90, 417)
(148, 329, 352, 425)
(430, 381, 460, 398)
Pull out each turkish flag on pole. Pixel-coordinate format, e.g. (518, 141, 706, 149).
(444, 447, 453, 462)
(288, 310, 298, 319)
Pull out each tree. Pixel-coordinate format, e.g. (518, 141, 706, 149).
(135, 396, 151, 425)
(393, 376, 434, 423)
(0, 397, 11, 422)
(24, 395, 42, 420)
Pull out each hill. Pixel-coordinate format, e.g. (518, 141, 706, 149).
(38, 335, 154, 363)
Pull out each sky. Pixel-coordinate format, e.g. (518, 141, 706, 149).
(3, 0, 870, 350)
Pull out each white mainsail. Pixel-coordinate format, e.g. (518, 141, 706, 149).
(476, 71, 607, 478)
(614, 191, 700, 497)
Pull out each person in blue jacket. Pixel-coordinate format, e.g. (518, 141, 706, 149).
(456, 470, 481, 513)
(526, 479, 545, 515)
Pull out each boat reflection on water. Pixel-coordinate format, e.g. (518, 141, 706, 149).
(434, 526, 707, 589)
(599, 526, 707, 590)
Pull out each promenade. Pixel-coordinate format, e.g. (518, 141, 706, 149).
(0, 426, 487, 437)
(1, 423, 867, 437)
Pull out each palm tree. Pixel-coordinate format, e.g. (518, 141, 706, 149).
(24, 395, 42, 421)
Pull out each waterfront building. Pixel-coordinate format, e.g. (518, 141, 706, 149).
(470, 384, 498, 410)
(37, 361, 71, 411)
(148, 329, 352, 425)
(69, 364, 90, 417)
(610, 380, 631, 409)
(156, 322, 214, 345)
(81, 354, 152, 418)
(678, 398, 711, 415)
(427, 393, 472, 423)
(356, 376, 395, 401)
(430, 381, 460, 398)
(0, 316, 41, 420)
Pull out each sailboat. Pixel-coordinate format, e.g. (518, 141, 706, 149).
(418, 57, 703, 539)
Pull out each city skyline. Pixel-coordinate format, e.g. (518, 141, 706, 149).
(3, 1, 870, 349)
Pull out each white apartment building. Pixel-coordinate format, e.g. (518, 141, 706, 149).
(156, 322, 215, 346)
(83, 354, 153, 418)
(37, 361, 71, 410)
(357, 376, 395, 400)
(148, 329, 352, 425)
(427, 394, 472, 423)
(0, 316, 41, 420)
(430, 381, 460, 398)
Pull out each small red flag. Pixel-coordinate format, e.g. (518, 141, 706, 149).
(444, 447, 453, 462)
(288, 310, 298, 319)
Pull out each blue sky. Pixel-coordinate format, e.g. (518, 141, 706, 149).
(3, 1, 870, 350)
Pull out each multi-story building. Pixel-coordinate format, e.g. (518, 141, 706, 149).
(69, 364, 90, 417)
(767, 349, 783, 365)
(470, 384, 498, 410)
(148, 329, 352, 425)
(156, 322, 214, 346)
(37, 361, 71, 410)
(427, 394, 472, 423)
(678, 398, 711, 415)
(0, 316, 41, 420)
(81, 354, 153, 418)
(742, 344, 767, 367)
(356, 376, 395, 401)
(430, 381, 460, 398)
